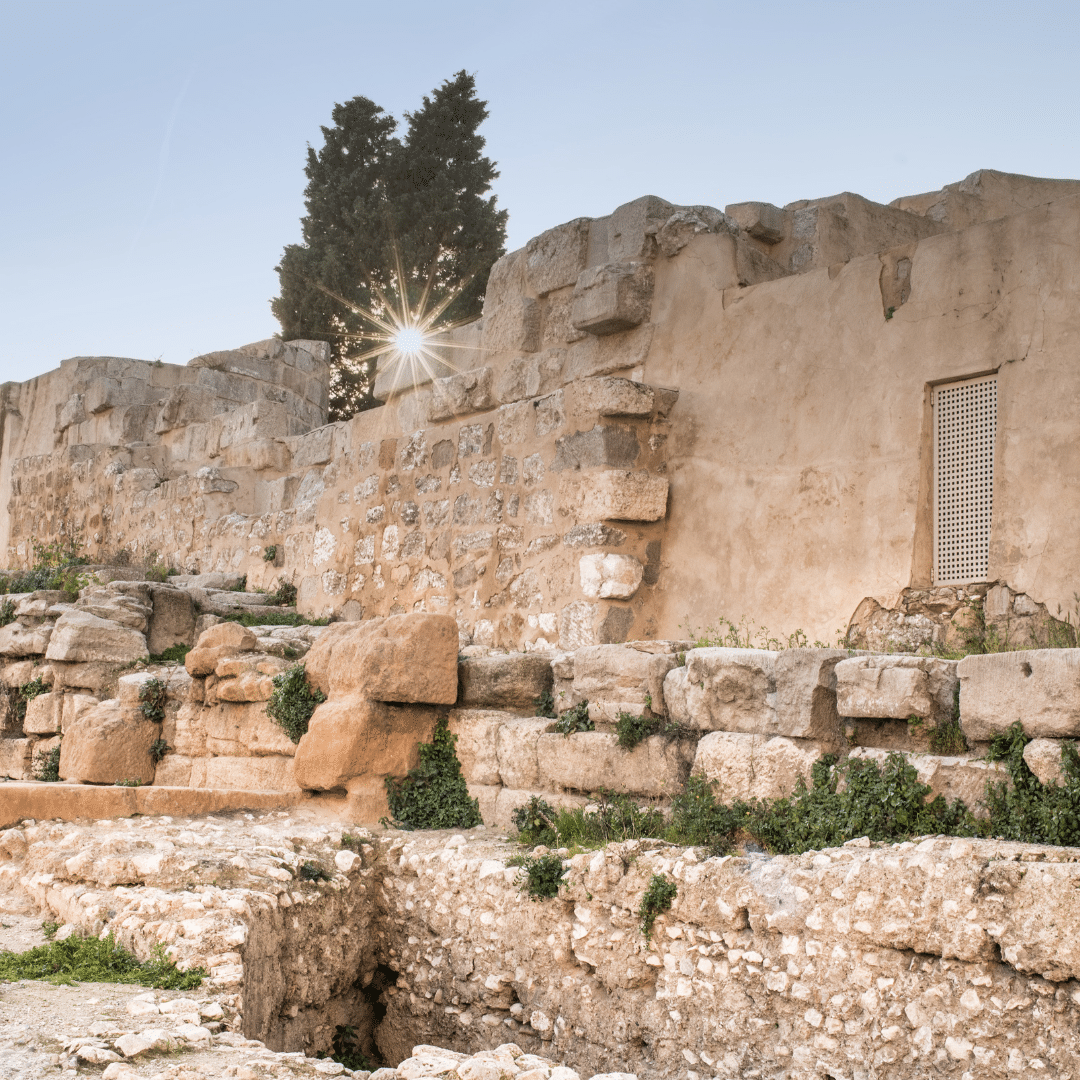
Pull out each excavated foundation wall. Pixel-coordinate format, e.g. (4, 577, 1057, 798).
(4, 811, 1080, 1079)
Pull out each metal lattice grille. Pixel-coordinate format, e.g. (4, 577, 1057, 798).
(933, 375, 997, 584)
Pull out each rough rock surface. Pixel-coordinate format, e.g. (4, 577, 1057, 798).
(835, 654, 958, 723)
(58, 700, 160, 784)
(457, 655, 553, 711)
(692, 731, 822, 801)
(45, 610, 148, 664)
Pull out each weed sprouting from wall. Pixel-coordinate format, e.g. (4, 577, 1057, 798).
(511, 793, 666, 850)
(638, 874, 677, 942)
(265, 664, 326, 743)
(549, 700, 592, 736)
(533, 689, 557, 719)
(383, 717, 482, 830)
(138, 678, 167, 723)
(32, 742, 61, 783)
(510, 852, 567, 900)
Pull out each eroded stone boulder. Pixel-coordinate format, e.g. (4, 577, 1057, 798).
(572, 643, 678, 722)
(836, 654, 957, 723)
(45, 611, 148, 664)
(692, 731, 822, 801)
(0, 621, 53, 657)
(457, 654, 553, 710)
(184, 622, 258, 677)
(59, 700, 159, 784)
(536, 730, 694, 797)
(146, 585, 196, 655)
(1023, 737, 1070, 786)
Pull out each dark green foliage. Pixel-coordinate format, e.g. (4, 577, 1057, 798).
(263, 546, 278, 563)
(9, 675, 49, 729)
(664, 774, 746, 852)
(0, 532, 90, 598)
(115, 778, 143, 787)
(150, 644, 190, 664)
(638, 874, 677, 942)
(534, 689, 557, 719)
(383, 716, 482, 830)
(265, 664, 326, 744)
(149, 739, 170, 764)
(319, 1025, 373, 1072)
(615, 711, 681, 751)
(550, 700, 593, 736)
(220, 611, 328, 628)
(0, 932, 204, 989)
(267, 580, 298, 607)
(41, 920, 59, 940)
(512, 792, 666, 850)
(32, 743, 61, 783)
(231, 576, 247, 592)
(299, 860, 332, 883)
(512, 852, 566, 900)
(0, 599, 14, 627)
(272, 71, 507, 418)
(138, 678, 167, 722)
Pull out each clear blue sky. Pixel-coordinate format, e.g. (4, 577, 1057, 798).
(2, 0, 1078, 382)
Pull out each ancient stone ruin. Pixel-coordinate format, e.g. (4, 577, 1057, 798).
(1, 169, 1080, 1078)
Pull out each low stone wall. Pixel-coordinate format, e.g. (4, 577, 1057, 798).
(2, 809, 1079, 1078)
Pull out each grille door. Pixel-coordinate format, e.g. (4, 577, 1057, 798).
(933, 375, 997, 584)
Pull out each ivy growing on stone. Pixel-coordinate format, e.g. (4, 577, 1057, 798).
(265, 663, 326, 744)
(638, 873, 677, 942)
(549, 700, 593, 736)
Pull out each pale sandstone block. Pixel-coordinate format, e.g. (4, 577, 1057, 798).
(578, 554, 643, 599)
(193, 755, 300, 792)
(215, 673, 275, 703)
(571, 262, 653, 335)
(152, 753, 193, 786)
(846, 747, 1009, 812)
(0, 737, 33, 779)
(835, 655, 957, 723)
(958, 650, 1080, 740)
(23, 691, 60, 735)
(574, 471, 668, 522)
(494, 350, 564, 405)
(447, 709, 510, 786)
(692, 732, 822, 801)
(725, 200, 785, 244)
(427, 368, 495, 422)
(496, 717, 555, 790)
(61, 693, 99, 733)
(45, 611, 147, 664)
(573, 643, 677, 718)
(59, 700, 159, 785)
(301, 621, 371, 695)
(457, 654, 553, 710)
(467, 783, 500, 827)
(536, 731, 693, 797)
(525, 218, 590, 296)
(146, 586, 196, 656)
(493, 787, 589, 832)
(573, 376, 654, 417)
(1023, 737, 1071, 786)
(184, 622, 258, 677)
(202, 702, 296, 757)
(558, 601, 598, 651)
(293, 699, 438, 791)
(0, 622, 52, 658)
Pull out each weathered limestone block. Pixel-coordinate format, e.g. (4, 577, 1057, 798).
(59, 700, 159, 784)
(496, 717, 556, 790)
(573, 376, 654, 417)
(184, 622, 258, 677)
(74, 584, 151, 632)
(301, 621, 368, 695)
(61, 693, 99, 732)
(578, 554, 643, 599)
(293, 700, 438, 791)
(466, 783, 500, 826)
(166, 702, 208, 757)
(50, 660, 130, 695)
(573, 643, 677, 721)
(0, 660, 38, 687)
(192, 754, 299, 791)
(959, 650, 1080, 741)
(201, 702, 296, 757)
(671, 647, 848, 745)
(847, 746, 1009, 811)
(535, 731, 694, 797)
(427, 368, 495, 422)
(725, 200, 785, 243)
(0, 621, 53, 657)
(692, 731, 822, 801)
(1023, 737, 1070, 785)
(13, 591, 65, 621)
(211, 655, 288, 704)
(835, 655, 958, 723)
(324, 613, 458, 704)
(571, 262, 653, 335)
(45, 611, 148, 664)
(654, 205, 734, 257)
(146, 586, 196, 656)
(494, 350, 564, 404)
(481, 296, 541, 356)
(23, 691, 60, 734)
(0, 737, 33, 779)
(493, 787, 589, 831)
(447, 709, 512, 786)
(572, 470, 668, 522)
(117, 670, 190, 706)
(525, 218, 590, 296)
(457, 654, 553, 710)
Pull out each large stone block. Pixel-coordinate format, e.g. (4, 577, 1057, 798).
(190, 754, 300, 792)
(184, 622, 258, 677)
(45, 611, 148, 664)
(578, 554, 643, 600)
(146, 586, 196, 656)
(571, 262, 653, 336)
(670, 647, 848, 745)
(536, 731, 694, 797)
(457, 654, 553, 710)
(725, 200, 785, 244)
(0, 621, 53, 658)
(524, 218, 590, 296)
(1023, 737, 1071, 786)
(447, 709, 513, 786)
(300, 621, 368, 695)
(59, 700, 159, 785)
(324, 614, 458, 704)
(573, 643, 677, 721)
(573, 377, 654, 418)
(571, 470, 669, 522)
(201, 701, 297, 757)
(0, 738, 33, 779)
(427, 368, 495, 422)
(692, 731, 822, 801)
(23, 691, 60, 735)
(835, 655, 958, 723)
(958, 649, 1080, 741)
(293, 699, 438, 791)
(496, 717, 555, 790)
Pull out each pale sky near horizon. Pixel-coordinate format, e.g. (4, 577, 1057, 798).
(1, 0, 1078, 383)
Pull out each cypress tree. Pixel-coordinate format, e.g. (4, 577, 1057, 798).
(272, 72, 507, 420)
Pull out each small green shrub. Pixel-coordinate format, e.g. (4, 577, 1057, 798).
(534, 689, 557, 719)
(318, 1024, 373, 1072)
(615, 711, 681, 751)
(267, 580, 298, 606)
(550, 699, 593, 736)
(513, 852, 566, 900)
(32, 743, 61, 783)
(885, 305, 896, 320)
(150, 643, 190, 664)
(138, 677, 167, 722)
(299, 860, 331, 882)
(230, 575, 248, 592)
(265, 663, 326, 743)
(263, 546, 278, 563)
(145, 562, 170, 583)
(149, 738, 170, 764)
(929, 685, 967, 754)
(0, 932, 204, 989)
(512, 792, 666, 850)
(41, 921, 59, 940)
(638, 873, 677, 942)
(383, 717, 482, 830)
(115, 778, 143, 787)
(0, 600, 14, 627)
